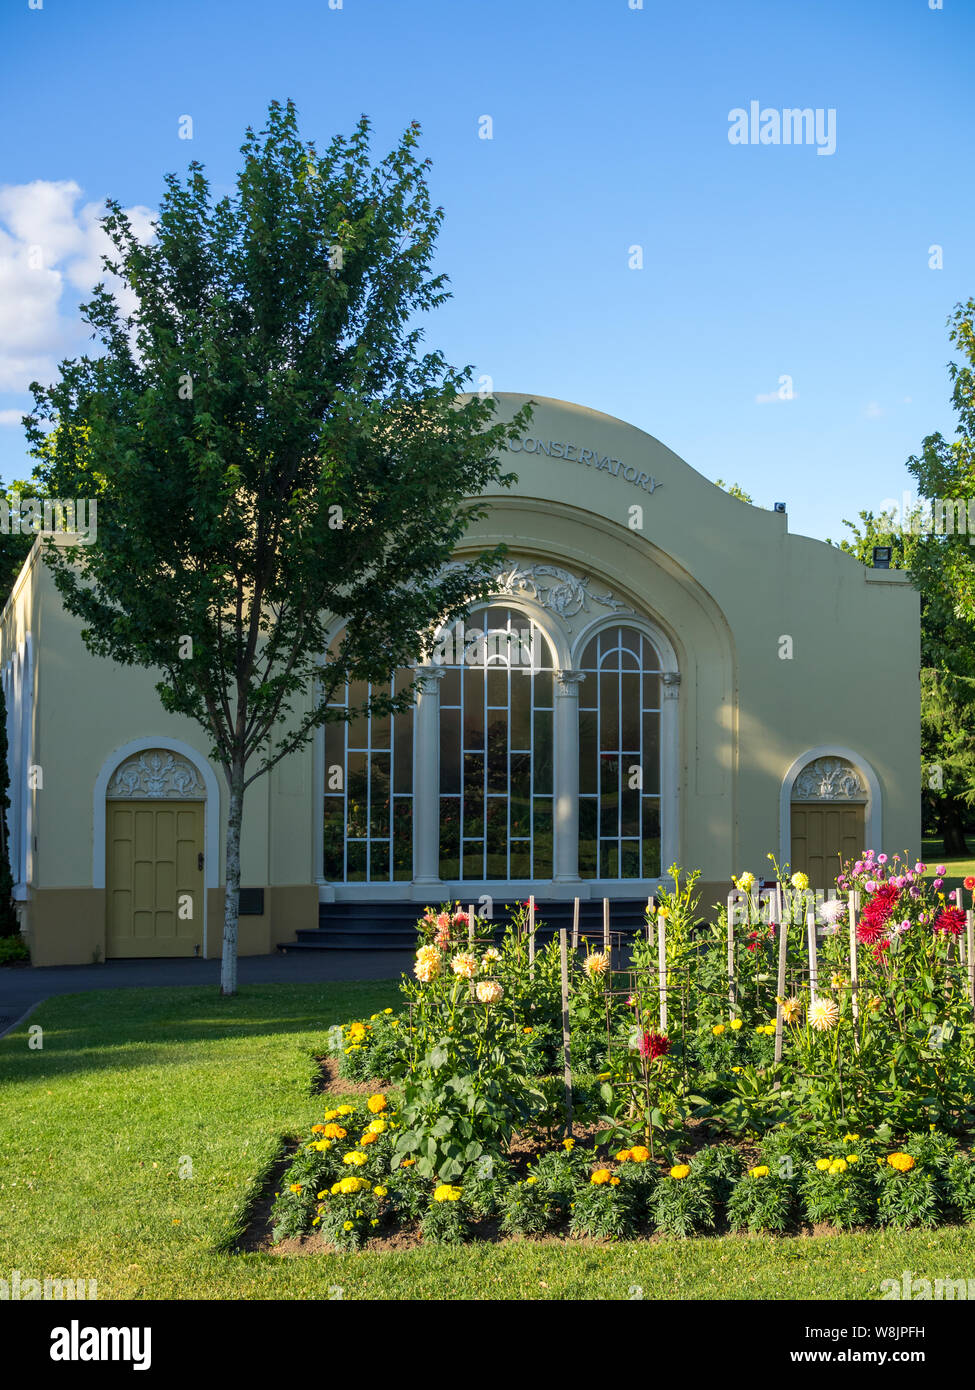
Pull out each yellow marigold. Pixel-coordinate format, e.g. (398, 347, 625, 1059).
(433, 1184, 462, 1202)
(401, 1157, 416, 1167)
(670, 1165, 691, 1180)
(342, 1151, 368, 1167)
(330, 1181, 342, 1194)
(828, 1158, 848, 1175)
(338, 1176, 369, 1195)
(336, 1105, 353, 1116)
(867, 996, 883, 1013)
(843, 1133, 860, 1143)
(848, 1155, 859, 1163)
(383, 1007, 393, 1014)
(367, 1117, 387, 1134)
(712, 1023, 726, 1036)
(730, 1018, 743, 1031)
(583, 950, 609, 978)
(359, 1132, 377, 1146)
(311, 1124, 326, 1134)
(347, 1021, 367, 1042)
(563, 1137, 575, 1151)
(590, 1168, 612, 1185)
(312, 1140, 332, 1152)
(887, 1152, 915, 1173)
(525, 1175, 538, 1185)
(615, 1148, 632, 1162)
(373, 1186, 388, 1198)
(749, 1165, 770, 1178)
(629, 1146, 650, 1163)
(731, 1066, 743, 1074)
(323, 1109, 339, 1122)
(289, 1182, 302, 1194)
(343, 1221, 354, 1231)
(367, 1093, 387, 1113)
(808, 998, 840, 1031)
(815, 1158, 832, 1171)
(610, 1176, 620, 1186)
(321, 1124, 347, 1139)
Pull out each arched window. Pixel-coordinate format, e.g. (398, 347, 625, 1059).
(438, 605, 554, 880)
(578, 625, 662, 879)
(322, 666, 414, 883)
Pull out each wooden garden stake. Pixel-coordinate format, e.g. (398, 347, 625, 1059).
(467, 902, 475, 944)
(528, 894, 536, 976)
(657, 910, 668, 1031)
(603, 897, 610, 956)
(572, 896, 580, 950)
(968, 909, 975, 1010)
(559, 928, 572, 1136)
(727, 891, 737, 1011)
(848, 891, 860, 1051)
(647, 895, 653, 944)
(774, 884, 788, 1066)
(807, 904, 819, 1000)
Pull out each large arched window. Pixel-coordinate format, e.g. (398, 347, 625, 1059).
(322, 666, 414, 883)
(578, 625, 662, 879)
(438, 605, 554, 880)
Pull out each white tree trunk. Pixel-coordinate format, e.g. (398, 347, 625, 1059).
(220, 766, 245, 997)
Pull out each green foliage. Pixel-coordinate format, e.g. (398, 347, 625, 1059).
(569, 1177, 639, 1240)
(799, 1159, 877, 1230)
(727, 1169, 796, 1233)
(944, 1153, 975, 1221)
(0, 936, 29, 964)
(651, 1169, 715, 1237)
(692, 1143, 745, 1205)
(420, 1192, 472, 1245)
(499, 1177, 565, 1237)
(875, 1166, 941, 1230)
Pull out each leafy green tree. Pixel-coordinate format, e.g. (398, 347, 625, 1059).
(714, 479, 754, 504)
(27, 101, 529, 994)
(833, 298, 975, 855)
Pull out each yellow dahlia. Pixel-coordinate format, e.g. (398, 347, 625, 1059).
(808, 998, 840, 1031)
(451, 952, 478, 979)
(414, 944, 441, 983)
(475, 979, 504, 1005)
(778, 996, 802, 1024)
(790, 871, 809, 891)
(583, 950, 609, 978)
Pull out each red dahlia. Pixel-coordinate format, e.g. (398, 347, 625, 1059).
(934, 907, 966, 936)
(640, 1031, 670, 1060)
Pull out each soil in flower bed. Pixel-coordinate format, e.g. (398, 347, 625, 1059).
(313, 1055, 391, 1096)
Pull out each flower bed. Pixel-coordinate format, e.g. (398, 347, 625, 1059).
(270, 857, 975, 1247)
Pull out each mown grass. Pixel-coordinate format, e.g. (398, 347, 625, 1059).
(1, 981, 974, 1300)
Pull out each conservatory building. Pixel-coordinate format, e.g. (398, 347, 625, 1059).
(0, 393, 921, 965)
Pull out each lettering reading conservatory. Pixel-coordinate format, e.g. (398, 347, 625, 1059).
(1, 393, 920, 964)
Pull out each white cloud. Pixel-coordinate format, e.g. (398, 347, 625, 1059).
(864, 401, 884, 419)
(0, 409, 27, 427)
(0, 180, 154, 394)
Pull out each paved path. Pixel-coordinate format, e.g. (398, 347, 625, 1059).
(0, 951, 413, 1030)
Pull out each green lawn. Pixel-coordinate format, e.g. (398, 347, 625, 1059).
(922, 836, 975, 901)
(1, 981, 974, 1300)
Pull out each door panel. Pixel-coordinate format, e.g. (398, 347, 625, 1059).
(791, 803, 865, 893)
(106, 800, 203, 958)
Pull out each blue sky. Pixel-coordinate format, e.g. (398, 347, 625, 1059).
(0, 0, 971, 543)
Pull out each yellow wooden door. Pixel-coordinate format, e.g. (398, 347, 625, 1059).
(790, 803, 865, 893)
(106, 800, 204, 958)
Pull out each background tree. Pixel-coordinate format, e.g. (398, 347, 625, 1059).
(832, 298, 975, 854)
(27, 101, 529, 994)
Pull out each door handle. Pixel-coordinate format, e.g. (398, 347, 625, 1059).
(198, 852, 204, 871)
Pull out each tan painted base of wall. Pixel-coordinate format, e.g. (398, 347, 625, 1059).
(25, 888, 106, 967)
(204, 885, 319, 958)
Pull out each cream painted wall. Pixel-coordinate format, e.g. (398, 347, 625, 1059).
(0, 390, 921, 964)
